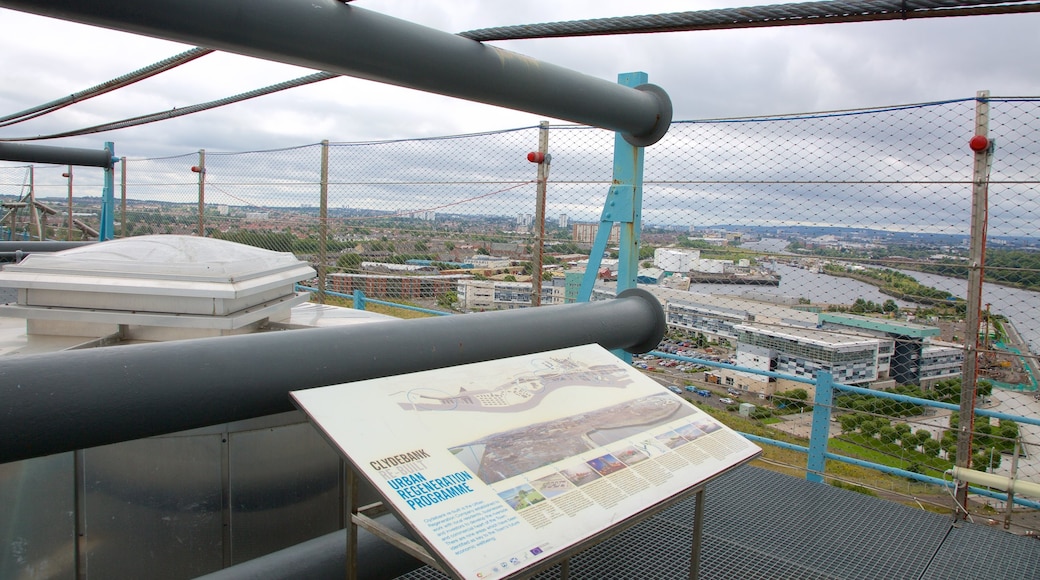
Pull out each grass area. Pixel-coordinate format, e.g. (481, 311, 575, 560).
(697, 403, 949, 499)
(831, 433, 953, 477)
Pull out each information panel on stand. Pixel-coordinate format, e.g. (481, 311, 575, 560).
(292, 344, 760, 580)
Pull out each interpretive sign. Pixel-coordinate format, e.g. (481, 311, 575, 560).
(291, 344, 760, 580)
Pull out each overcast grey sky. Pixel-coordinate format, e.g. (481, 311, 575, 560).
(1, 1, 1039, 158)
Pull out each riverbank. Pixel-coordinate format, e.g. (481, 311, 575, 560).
(822, 268, 960, 306)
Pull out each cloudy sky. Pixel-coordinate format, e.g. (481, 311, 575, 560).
(1, 1, 1039, 157)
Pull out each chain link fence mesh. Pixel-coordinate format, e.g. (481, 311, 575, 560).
(2, 96, 1039, 523)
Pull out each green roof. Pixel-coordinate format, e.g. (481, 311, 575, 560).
(818, 313, 939, 338)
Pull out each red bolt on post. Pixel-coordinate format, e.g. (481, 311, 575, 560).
(969, 135, 989, 152)
(527, 152, 545, 163)
(191, 166, 204, 173)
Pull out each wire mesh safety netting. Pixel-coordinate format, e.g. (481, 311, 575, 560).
(2, 96, 1040, 523)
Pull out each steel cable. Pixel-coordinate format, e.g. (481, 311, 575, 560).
(458, 0, 1040, 40)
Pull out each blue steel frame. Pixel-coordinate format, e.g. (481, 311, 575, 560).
(577, 72, 648, 363)
(650, 349, 1040, 509)
(577, 71, 647, 304)
(99, 141, 117, 240)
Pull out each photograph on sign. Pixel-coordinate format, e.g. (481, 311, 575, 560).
(292, 343, 759, 580)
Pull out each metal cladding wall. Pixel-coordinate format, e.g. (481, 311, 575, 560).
(0, 413, 375, 579)
(0, 290, 664, 578)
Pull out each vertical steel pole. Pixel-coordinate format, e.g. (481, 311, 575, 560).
(120, 156, 127, 238)
(319, 140, 330, 304)
(577, 72, 650, 308)
(806, 371, 834, 483)
(197, 149, 206, 237)
(346, 467, 359, 580)
(100, 142, 115, 240)
(532, 122, 549, 306)
(955, 90, 991, 514)
(613, 72, 647, 294)
(1005, 438, 1020, 530)
(65, 165, 73, 241)
(689, 488, 705, 580)
(27, 166, 36, 240)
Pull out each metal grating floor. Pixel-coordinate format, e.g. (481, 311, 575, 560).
(395, 465, 1040, 580)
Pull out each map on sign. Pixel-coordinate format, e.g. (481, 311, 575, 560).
(292, 344, 760, 580)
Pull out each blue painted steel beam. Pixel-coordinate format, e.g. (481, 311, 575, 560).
(805, 371, 833, 483)
(99, 141, 116, 240)
(578, 72, 649, 312)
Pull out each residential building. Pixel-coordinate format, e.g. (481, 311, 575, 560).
(572, 222, 620, 244)
(328, 273, 467, 300)
(720, 323, 892, 398)
(818, 313, 963, 387)
(456, 279, 565, 311)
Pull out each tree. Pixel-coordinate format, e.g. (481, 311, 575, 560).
(444, 241, 455, 252)
(336, 253, 363, 271)
(975, 423, 993, 447)
(901, 436, 919, 451)
(883, 299, 899, 313)
(436, 291, 457, 310)
(414, 240, 429, 252)
(922, 438, 941, 457)
(839, 414, 861, 434)
(476, 246, 490, 255)
(974, 448, 1002, 472)
(879, 426, 899, 444)
(860, 420, 881, 437)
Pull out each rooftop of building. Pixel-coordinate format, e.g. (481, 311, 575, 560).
(820, 312, 942, 338)
(642, 285, 820, 328)
(734, 321, 883, 348)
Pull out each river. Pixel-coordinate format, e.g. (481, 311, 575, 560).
(705, 238, 1039, 352)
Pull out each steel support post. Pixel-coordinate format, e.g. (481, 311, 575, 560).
(955, 90, 991, 513)
(806, 371, 834, 484)
(196, 149, 206, 237)
(577, 72, 650, 302)
(120, 156, 127, 238)
(690, 488, 705, 580)
(531, 122, 549, 306)
(64, 166, 73, 240)
(577, 72, 649, 363)
(99, 141, 115, 240)
(1, 0, 671, 146)
(318, 140, 329, 304)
